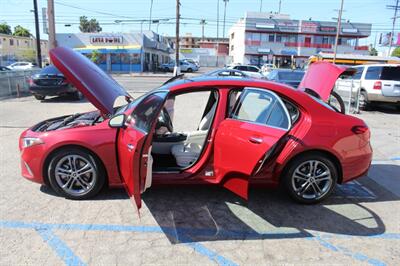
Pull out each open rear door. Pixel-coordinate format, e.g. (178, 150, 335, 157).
(214, 88, 291, 199)
(117, 91, 168, 210)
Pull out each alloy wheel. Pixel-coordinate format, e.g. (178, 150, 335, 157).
(291, 160, 333, 200)
(54, 154, 97, 196)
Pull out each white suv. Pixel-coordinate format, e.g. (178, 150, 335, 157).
(336, 64, 400, 110)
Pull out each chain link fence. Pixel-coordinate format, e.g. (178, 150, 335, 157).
(334, 78, 361, 114)
(0, 69, 40, 98)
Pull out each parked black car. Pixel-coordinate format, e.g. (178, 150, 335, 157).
(266, 69, 305, 88)
(29, 65, 83, 100)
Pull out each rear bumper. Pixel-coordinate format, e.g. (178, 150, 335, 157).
(341, 143, 373, 183)
(368, 93, 400, 103)
(29, 85, 75, 96)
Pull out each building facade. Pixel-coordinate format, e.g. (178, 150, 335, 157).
(229, 12, 372, 68)
(0, 33, 48, 65)
(56, 31, 173, 72)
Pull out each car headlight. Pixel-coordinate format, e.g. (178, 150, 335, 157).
(23, 137, 44, 148)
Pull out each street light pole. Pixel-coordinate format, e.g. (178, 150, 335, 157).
(333, 0, 344, 64)
(33, 0, 42, 68)
(149, 0, 154, 30)
(200, 19, 206, 41)
(223, 0, 228, 37)
(174, 0, 180, 76)
(388, 0, 399, 56)
(47, 0, 57, 51)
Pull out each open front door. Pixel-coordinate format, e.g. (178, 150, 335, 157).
(117, 91, 168, 210)
(214, 88, 291, 199)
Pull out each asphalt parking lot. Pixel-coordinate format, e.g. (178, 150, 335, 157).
(0, 75, 399, 265)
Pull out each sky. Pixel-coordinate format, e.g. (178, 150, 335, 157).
(1, 0, 399, 48)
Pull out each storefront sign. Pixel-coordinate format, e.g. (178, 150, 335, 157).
(90, 36, 123, 44)
(319, 26, 336, 32)
(342, 28, 358, 33)
(278, 21, 298, 32)
(301, 21, 318, 33)
(258, 48, 271, 54)
(256, 23, 275, 29)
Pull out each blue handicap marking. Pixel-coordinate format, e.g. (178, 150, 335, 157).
(335, 181, 376, 199)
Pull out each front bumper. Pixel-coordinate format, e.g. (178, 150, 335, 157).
(19, 130, 47, 184)
(29, 84, 75, 96)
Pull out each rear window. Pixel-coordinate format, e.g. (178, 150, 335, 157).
(247, 66, 259, 72)
(365, 66, 382, 80)
(40, 65, 62, 75)
(277, 71, 305, 81)
(381, 66, 400, 81)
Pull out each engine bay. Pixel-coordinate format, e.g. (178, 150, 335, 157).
(32, 111, 103, 132)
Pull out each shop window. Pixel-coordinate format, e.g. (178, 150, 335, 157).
(276, 34, 282, 42)
(111, 53, 121, 64)
(98, 54, 107, 64)
(121, 53, 130, 64)
(131, 53, 140, 64)
(9, 39, 14, 46)
(269, 34, 275, 42)
(252, 32, 261, 41)
(261, 33, 268, 42)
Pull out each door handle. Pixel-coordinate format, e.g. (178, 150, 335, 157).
(249, 137, 263, 144)
(127, 144, 135, 152)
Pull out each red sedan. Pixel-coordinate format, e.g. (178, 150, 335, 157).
(19, 47, 372, 208)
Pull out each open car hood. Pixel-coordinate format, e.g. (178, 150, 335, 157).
(50, 47, 131, 116)
(298, 61, 355, 101)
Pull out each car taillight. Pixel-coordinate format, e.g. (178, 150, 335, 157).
(28, 78, 34, 86)
(352, 125, 369, 134)
(373, 81, 382, 90)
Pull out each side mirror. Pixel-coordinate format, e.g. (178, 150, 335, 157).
(108, 114, 126, 128)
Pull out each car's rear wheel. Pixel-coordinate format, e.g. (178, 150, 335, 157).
(186, 68, 193, 73)
(359, 90, 371, 110)
(283, 153, 338, 204)
(47, 148, 105, 200)
(34, 95, 45, 100)
(73, 91, 83, 100)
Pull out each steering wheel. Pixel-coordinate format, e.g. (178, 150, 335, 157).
(157, 108, 173, 132)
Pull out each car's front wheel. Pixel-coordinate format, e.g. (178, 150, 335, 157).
(47, 148, 105, 200)
(34, 95, 45, 100)
(282, 153, 338, 204)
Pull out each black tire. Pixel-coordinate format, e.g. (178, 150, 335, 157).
(73, 91, 83, 101)
(186, 68, 193, 73)
(282, 153, 338, 204)
(359, 90, 371, 111)
(47, 148, 105, 200)
(34, 95, 45, 100)
(328, 91, 346, 114)
(164, 67, 169, 72)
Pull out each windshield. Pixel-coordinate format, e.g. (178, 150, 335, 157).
(40, 65, 62, 75)
(278, 71, 305, 81)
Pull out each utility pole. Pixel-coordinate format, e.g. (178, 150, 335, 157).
(200, 19, 206, 41)
(47, 0, 57, 51)
(223, 0, 228, 37)
(216, 0, 220, 39)
(149, 0, 154, 31)
(333, 0, 344, 64)
(278, 0, 282, 13)
(174, 0, 180, 76)
(387, 0, 399, 56)
(33, 0, 42, 68)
